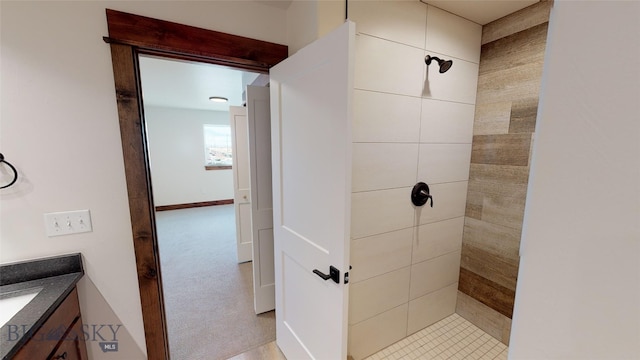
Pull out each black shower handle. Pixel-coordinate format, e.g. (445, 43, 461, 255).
(422, 191, 433, 207)
(411, 182, 433, 207)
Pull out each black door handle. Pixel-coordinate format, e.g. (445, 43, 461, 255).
(313, 265, 340, 284)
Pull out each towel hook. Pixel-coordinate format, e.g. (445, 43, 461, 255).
(0, 153, 18, 189)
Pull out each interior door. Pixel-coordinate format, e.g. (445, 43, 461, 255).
(246, 85, 276, 314)
(270, 21, 355, 359)
(230, 106, 252, 263)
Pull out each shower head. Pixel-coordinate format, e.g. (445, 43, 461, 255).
(425, 55, 453, 73)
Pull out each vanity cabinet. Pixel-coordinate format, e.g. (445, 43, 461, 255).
(12, 287, 88, 360)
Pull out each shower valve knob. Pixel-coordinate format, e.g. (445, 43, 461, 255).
(411, 182, 433, 207)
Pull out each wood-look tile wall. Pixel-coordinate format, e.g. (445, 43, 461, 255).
(457, 1, 551, 345)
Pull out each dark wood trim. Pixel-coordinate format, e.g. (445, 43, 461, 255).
(155, 199, 234, 212)
(106, 9, 287, 72)
(205, 165, 232, 171)
(108, 43, 170, 359)
(105, 9, 287, 359)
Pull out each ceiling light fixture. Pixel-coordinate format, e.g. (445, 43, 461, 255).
(209, 96, 228, 103)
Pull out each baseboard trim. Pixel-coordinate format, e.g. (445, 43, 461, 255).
(155, 199, 234, 211)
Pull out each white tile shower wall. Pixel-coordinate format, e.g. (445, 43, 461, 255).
(348, 305, 409, 360)
(350, 228, 413, 283)
(349, 3, 481, 359)
(354, 90, 421, 143)
(421, 99, 475, 144)
(349, 267, 411, 324)
(413, 217, 465, 264)
(352, 143, 419, 192)
(417, 144, 473, 184)
(409, 251, 462, 300)
(355, 35, 425, 97)
(349, 0, 427, 49)
(407, 283, 459, 335)
(423, 51, 479, 103)
(425, 6, 482, 63)
(351, 187, 415, 239)
(417, 181, 469, 225)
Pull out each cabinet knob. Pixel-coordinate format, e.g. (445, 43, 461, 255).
(53, 351, 67, 359)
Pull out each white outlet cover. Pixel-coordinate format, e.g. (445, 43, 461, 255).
(44, 209, 92, 237)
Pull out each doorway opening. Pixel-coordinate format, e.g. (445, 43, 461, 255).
(105, 8, 287, 358)
(137, 55, 274, 359)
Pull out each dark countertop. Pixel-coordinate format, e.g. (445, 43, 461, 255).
(0, 253, 84, 360)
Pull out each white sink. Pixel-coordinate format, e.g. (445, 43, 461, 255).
(0, 287, 42, 327)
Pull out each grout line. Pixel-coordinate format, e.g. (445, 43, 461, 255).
(352, 179, 469, 195)
(356, 31, 428, 51)
(352, 141, 473, 145)
(355, 30, 481, 65)
(349, 303, 411, 327)
(353, 87, 477, 106)
(404, 77, 427, 339)
(351, 214, 467, 242)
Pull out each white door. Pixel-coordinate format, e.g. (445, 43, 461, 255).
(270, 21, 355, 359)
(230, 106, 252, 263)
(246, 85, 276, 314)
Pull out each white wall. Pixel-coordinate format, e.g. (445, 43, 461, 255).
(347, 3, 481, 359)
(145, 106, 233, 206)
(510, 1, 640, 359)
(286, 0, 343, 55)
(0, 1, 286, 358)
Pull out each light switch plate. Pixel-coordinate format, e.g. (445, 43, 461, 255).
(44, 210, 92, 237)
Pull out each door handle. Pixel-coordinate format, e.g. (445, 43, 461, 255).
(313, 265, 340, 284)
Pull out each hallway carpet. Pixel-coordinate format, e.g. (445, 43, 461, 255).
(156, 205, 276, 360)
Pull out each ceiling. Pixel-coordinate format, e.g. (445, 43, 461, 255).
(138, 55, 259, 112)
(422, 0, 539, 25)
(255, 0, 540, 25)
(254, 0, 293, 10)
(139, 1, 540, 112)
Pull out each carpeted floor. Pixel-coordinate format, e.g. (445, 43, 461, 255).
(156, 205, 276, 360)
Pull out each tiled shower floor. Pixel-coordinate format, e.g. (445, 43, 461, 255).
(364, 314, 508, 360)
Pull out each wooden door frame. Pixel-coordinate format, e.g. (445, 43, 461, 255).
(105, 9, 287, 359)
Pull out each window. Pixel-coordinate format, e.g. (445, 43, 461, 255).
(203, 125, 232, 170)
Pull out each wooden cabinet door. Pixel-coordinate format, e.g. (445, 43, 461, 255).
(47, 317, 88, 360)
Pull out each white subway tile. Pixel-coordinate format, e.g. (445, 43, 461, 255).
(420, 99, 475, 144)
(356, 35, 425, 97)
(417, 181, 468, 225)
(354, 90, 421, 143)
(409, 251, 461, 300)
(350, 0, 427, 49)
(422, 51, 479, 104)
(413, 217, 464, 264)
(348, 304, 408, 360)
(407, 283, 458, 335)
(352, 187, 416, 239)
(351, 228, 413, 282)
(349, 267, 411, 324)
(425, 5, 482, 63)
(353, 143, 419, 192)
(417, 144, 472, 184)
